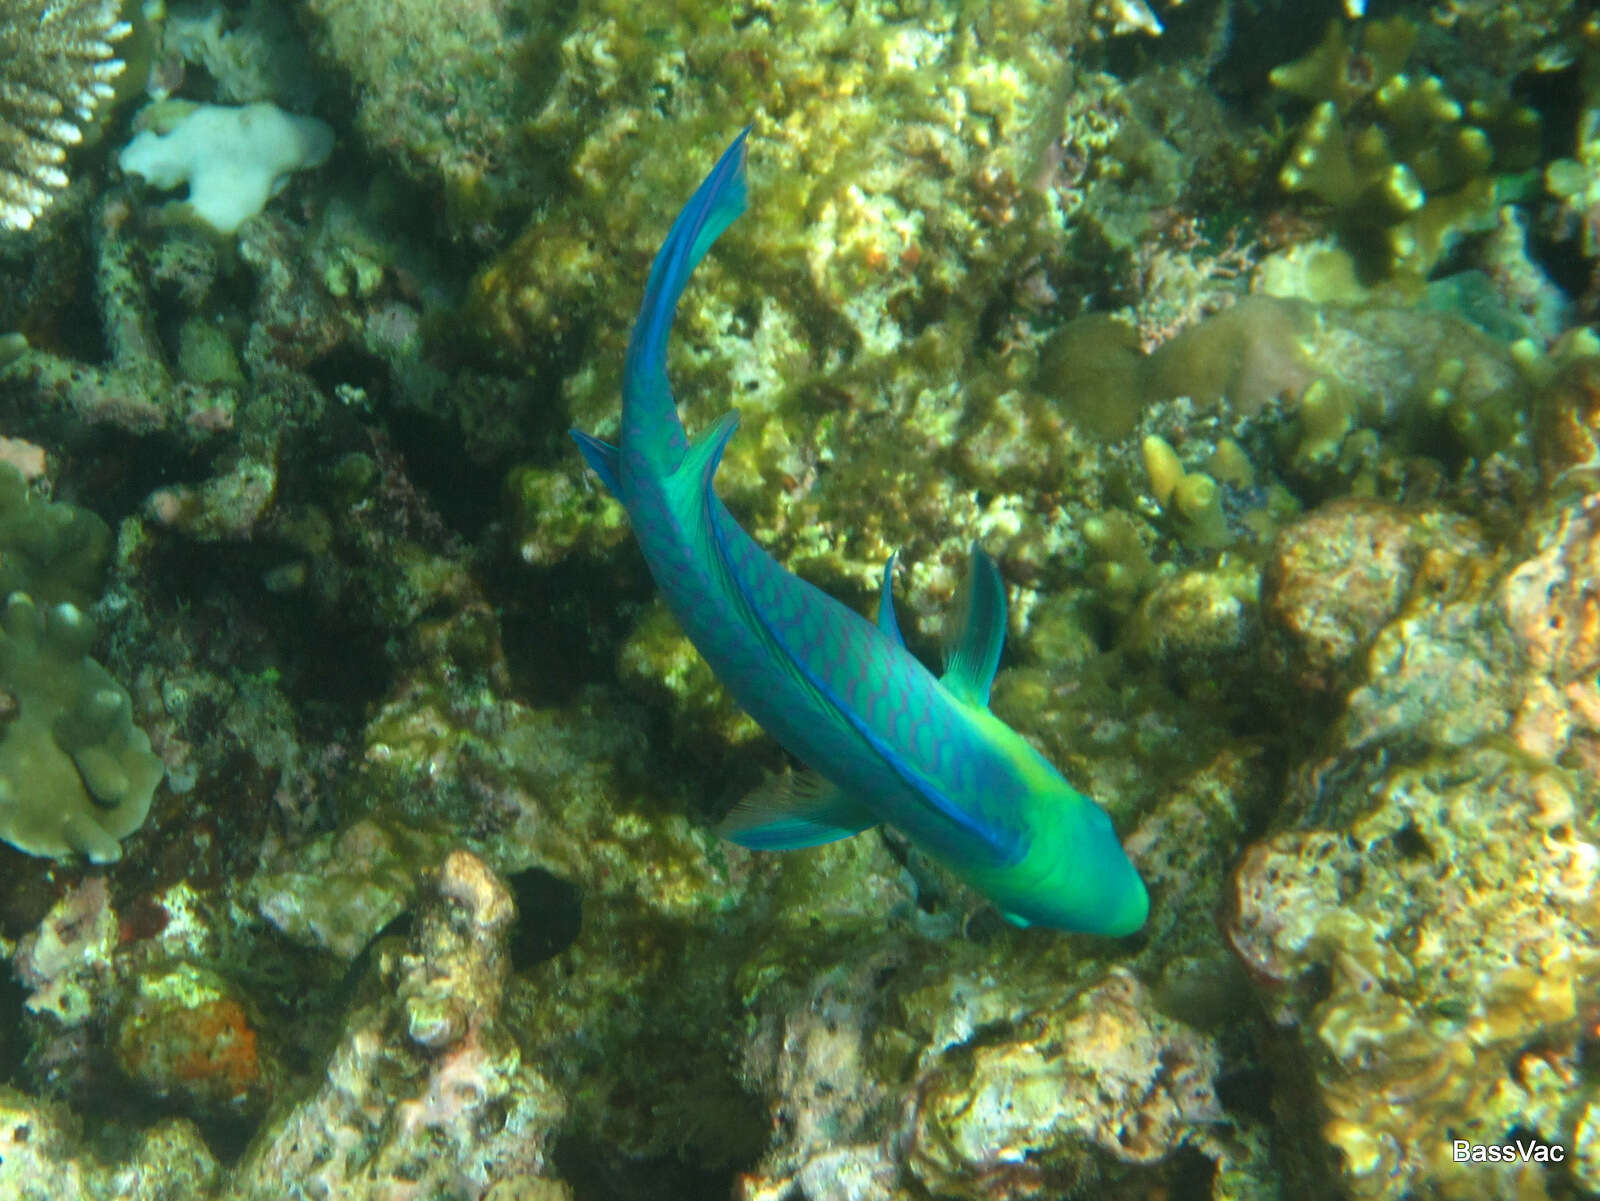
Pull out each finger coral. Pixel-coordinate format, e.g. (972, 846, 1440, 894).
(0, 592, 163, 863)
(0, 0, 130, 231)
(0, 461, 110, 609)
(1272, 16, 1536, 278)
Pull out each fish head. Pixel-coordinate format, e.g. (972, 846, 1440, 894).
(987, 773, 1149, 936)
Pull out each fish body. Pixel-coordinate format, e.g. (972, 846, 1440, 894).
(572, 131, 1147, 934)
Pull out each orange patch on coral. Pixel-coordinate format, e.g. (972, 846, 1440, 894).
(118, 994, 262, 1104)
(171, 999, 260, 1097)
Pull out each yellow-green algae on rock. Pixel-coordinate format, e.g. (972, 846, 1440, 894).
(479, 0, 1243, 622)
(0, 592, 163, 863)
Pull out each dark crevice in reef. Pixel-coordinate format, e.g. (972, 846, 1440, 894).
(490, 552, 656, 707)
(553, 1134, 750, 1201)
(506, 866, 583, 970)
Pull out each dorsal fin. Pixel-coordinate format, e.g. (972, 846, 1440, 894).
(940, 543, 1006, 708)
(675, 409, 741, 494)
(875, 551, 905, 647)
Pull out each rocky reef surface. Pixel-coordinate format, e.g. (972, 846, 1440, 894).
(1, 2, 1599, 1200)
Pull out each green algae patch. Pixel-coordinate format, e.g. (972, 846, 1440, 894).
(0, 594, 163, 863)
(1036, 298, 1317, 443)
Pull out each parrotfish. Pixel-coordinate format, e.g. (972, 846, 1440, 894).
(571, 130, 1148, 934)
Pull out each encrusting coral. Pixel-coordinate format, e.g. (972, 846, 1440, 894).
(1229, 484, 1600, 1200)
(3, 1, 1600, 1198)
(1, 853, 574, 1200)
(228, 851, 570, 1200)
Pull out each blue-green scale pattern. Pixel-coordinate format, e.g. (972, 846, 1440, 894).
(571, 129, 1150, 934)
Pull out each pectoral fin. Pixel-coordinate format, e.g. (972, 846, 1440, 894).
(717, 769, 878, 850)
(940, 543, 1006, 708)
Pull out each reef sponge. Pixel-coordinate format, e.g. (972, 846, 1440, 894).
(114, 963, 270, 1114)
(0, 593, 163, 863)
(0, 0, 130, 230)
(118, 100, 335, 234)
(1272, 17, 1534, 278)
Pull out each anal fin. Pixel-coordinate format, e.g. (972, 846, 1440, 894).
(717, 769, 878, 850)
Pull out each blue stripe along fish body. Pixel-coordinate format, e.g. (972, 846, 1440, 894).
(572, 130, 1148, 934)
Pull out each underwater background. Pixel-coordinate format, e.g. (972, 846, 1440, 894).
(1, 0, 1599, 1198)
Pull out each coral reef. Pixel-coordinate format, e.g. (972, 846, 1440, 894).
(297, 0, 545, 238)
(246, 817, 441, 959)
(118, 99, 335, 234)
(1229, 486, 1600, 1200)
(114, 962, 272, 1115)
(737, 964, 1224, 1201)
(1, 0, 1600, 1198)
(476, 0, 1244, 623)
(1434, 0, 1588, 78)
(902, 970, 1220, 1195)
(1546, 65, 1600, 262)
(0, 460, 110, 608)
(1262, 499, 1487, 693)
(13, 876, 118, 1025)
(153, 0, 321, 108)
(2, 853, 571, 1200)
(228, 851, 568, 1200)
(2, 192, 247, 441)
(0, 1086, 221, 1201)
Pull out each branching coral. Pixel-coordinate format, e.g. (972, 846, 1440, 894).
(0, 0, 130, 231)
(1546, 91, 1600, 258)
(1272, 16, 1536, 277)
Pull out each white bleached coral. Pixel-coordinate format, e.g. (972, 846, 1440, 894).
(118, 100, 334, 233)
